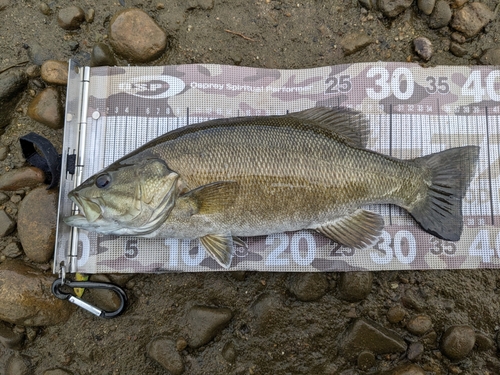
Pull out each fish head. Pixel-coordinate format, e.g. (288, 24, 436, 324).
(64, 158, 179, 235)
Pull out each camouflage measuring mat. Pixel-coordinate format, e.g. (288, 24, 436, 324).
(55, 60, 500, 273)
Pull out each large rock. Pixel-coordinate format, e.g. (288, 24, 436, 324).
(0, 260, 74, 326)
(0, 167, 45, 191)
(109, 8, 167, 62)
(450, 2, 494, 38)
(0, 68, 28, 129)
(17, 186, 58, 263)
(27, 87, 64, 129)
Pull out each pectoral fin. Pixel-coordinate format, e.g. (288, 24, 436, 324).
(183, 181, 239, 215)
(200, 233, 234, 268)
(314, 209, 384, 249)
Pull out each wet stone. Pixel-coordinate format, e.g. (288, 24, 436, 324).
(407, 341, 424, 361)
(91, 43, 117, 67)
(0, 167, 45, 191)
(147, 338, 184, 375)
(450, 2, 494, 38)
(480, 48, 500, 65)
(357, 350, 375, 371)
(222, 341, 237, 363)
(378, 0, 413, 17)
(340, 32, 373, 56)
(407, 314, 433, 336)
(27, 87, 64, 129)
(40, 60, 69, 85)
(342, 318, 407, 360)
(109, 8, 167, 62)
(186, 305, 232, 348)
(17, 186, 58, 263)
(474, 332, 494, 351)
(413, 37, 433, 61)
(5, 354, 31, 375)
(2, 242, 22, 258)
(429, 0, 452, 29)
(0, 321, 24, 349)
(288, 273, 328, 301)
(387, 305, 406, 323)
(0, 67, 28, 129)
(0, 260, 74, 325)
(337, 271, 373, 302)
(57, 6, 85, 30)
(440, 325, 476, 360)
(417, 0, 435, 15)
(0, 210, 15, 237)
(450, 42, 468, 57)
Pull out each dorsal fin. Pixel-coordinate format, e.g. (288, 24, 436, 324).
(289, 107, 370, 148)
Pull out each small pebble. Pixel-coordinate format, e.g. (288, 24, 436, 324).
(222, 341, 237, 363)
(5, 354, 30, 375)
(413, 37, 433, 61)
(0, 68, 28, 129)
(440, 325, 476, 360)
(480, 48, 500, 65)
(91, 43, 117, 67)
(39, 2, 50, 15)
(57, 6, 85, 30)
(417, 0, 435, 15)
(450, 42, 468, 57)
(43, 369, 74, 375)
(401, 289, 426, 311)
(0, 192, 8, 204)
(251, 293, 283, 331)
(378, 0, 413, 17)
(450, 32, 466, 44)
(147, 338, 184, 375)
(357, 350, 376, 370)
(387, 306, 406, 323)
(27, 87, 64, 129)
(450, 2, 494, 38)
(25, 65, 40, 78)
(176, 337, 188, 351)
(40, 60, 68, 85)
(185, 305, 232, 348)
(340, 32, 373, 56)
(0, 321, 24, 349)
(407, 341, 424, 361)
(2, 242, 22, 258)
(474, 332, 494, 351)
(337, 271, 373, 302)
(85, 8, 95, 23)
(389, 363, 425, 375)
(421, 330, 438, 348)
(288, 273, 328, 301)
(429, 0, 452, 29)
(0, 210, 15, 237)
(0, 145, 9, 161)
(407, 315, 433, 336)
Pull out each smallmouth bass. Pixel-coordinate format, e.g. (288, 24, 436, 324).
(64, 107, 480, 268)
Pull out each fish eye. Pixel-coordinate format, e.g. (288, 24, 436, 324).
(95, 173, 111, 189)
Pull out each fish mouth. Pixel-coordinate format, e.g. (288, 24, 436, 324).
(64, 192, 103, 227)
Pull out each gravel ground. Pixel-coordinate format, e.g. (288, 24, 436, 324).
(1, 0, 500, 374)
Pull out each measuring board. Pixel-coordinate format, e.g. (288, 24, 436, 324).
(54, 60, 500, 274)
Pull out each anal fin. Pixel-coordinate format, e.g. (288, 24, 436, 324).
(314, 209, 384, 249)
(200, 233, 234, 269)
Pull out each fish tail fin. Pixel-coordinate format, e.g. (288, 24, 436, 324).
(409, 146, 480, 241)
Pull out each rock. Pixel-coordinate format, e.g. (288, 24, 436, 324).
(383, 363, 426, 375)
(40, 60, 69, 85)
(109, 8, 167, 62)
(417, 0, 435, 15)
(474, 332, 493, 351)
(440, 325, 476, 360)
(186, 0, 215, 10)
(0, 68, 28, 129)
(401, 288, 426, 311)
(0, 192, 8, 204)
(342, 318, 407, 360)
(27, 87, 64, 129)
(2, 242, 22, 258)
(0, 321, 24, 349)
(85, 8, 95, 23)
(407, 341, 424, 361)
(429, 0, 452, 29)
(90, 43, 117, 67)
(87, 274, 123, 312)
(39, 2, 50, 15)
(340, 32, 373, 56)
(413, 37, 433, 61)
(421, 330, 438, 348)
(57, 6, 85, 30)
(43, 369, 74, 375)
(450, 42, 468, 57)
(407, 315, 432, 336)
(450, 2, 494, 38)
(5, 354, 31, 375)
(387, 305, 406, 323)
(378, 0, 413, 17)
(288, 273, 328, 301)
(0, 210, 15, 237)
(337, 272, 373, 302)
(0, 260, 74, 326)
(357, 350, 376, 370)
(451, 0, 468, 8)
(251, 293, 283, 331)
(480, 48, 500, 65)
(147, 338, 184, 375)
(222, 341, 237, 363)
(451, 32, 466, 43)
(17, 186, 58, 263)
(359, 0, 376, 10)
(0, 167, 45, 191)
(186, 306, 232, 348)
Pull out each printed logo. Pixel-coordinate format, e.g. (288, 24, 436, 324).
(118, 75, 186, 99)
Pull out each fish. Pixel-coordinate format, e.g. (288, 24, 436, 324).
(64, 107, 480, 268)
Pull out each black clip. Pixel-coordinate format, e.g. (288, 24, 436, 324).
(52, 278, 127, 319)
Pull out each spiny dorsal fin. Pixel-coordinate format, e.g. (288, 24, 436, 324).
(289, 107, 370, 148)
(200, 233, 234, 268)
(183, 181, 239, 215)
(314, 209, 384, 249)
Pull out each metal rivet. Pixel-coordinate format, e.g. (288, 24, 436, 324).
(92, 111, 101, 120)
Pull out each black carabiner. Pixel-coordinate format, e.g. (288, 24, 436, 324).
(52, 279, 127, 318)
